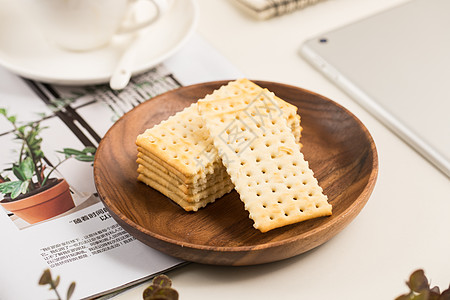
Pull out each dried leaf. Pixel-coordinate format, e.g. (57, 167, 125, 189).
(67, 282, 76, 300)
(54, 275, 60, 288)
(408, 269, 429, 293)
(39, 269, 52, 285)
(429, 290, 442, 300)
(143, 285, 160, 299)
(414, 290, 430, 300)
(153, 275, 172, 288)
(431, 286, 441, 294)
(153, 287, 178, 300)
(394, 294, 411, 300)
(439, 288, 450, 300)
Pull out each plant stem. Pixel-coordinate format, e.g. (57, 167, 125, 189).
(42, 157, 70, 186)
(13, 121, 42, 186)
(50, 280, 62, 300)
(18, 138, 36, 191)
(19, 141, 25, 165)
(28, 123, 43, 186)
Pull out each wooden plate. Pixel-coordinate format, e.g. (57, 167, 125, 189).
(93, 80, 378, 266)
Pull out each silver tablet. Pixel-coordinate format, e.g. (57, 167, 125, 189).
(300, 0, 450, 177)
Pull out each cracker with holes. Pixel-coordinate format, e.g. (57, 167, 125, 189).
(135, 79, 302, 212)
(197, 79, 332, 232)
(136, 104, 234, 211)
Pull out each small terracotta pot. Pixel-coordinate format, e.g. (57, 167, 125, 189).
(0, 179, 75, 224)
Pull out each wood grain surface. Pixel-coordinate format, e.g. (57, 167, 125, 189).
(93, 80, 378, 265)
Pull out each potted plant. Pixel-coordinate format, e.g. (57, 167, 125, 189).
(0, 108, 95, 224)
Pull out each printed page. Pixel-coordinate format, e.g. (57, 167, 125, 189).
(0, 33, 242, 300)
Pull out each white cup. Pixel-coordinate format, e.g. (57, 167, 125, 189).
(25, 0, 169, 51)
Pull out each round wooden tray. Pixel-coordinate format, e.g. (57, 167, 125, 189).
(93, 80, 378, 266)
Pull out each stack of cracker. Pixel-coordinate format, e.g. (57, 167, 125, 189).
(197, 79, 332, 232)
(136, 79, 302, 212)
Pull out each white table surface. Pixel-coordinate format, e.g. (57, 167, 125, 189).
(114, 0, 450, 299)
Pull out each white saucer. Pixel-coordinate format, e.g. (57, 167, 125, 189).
(0, 0, 197, 86)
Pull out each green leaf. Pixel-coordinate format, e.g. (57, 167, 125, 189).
(60, 148, 86, 156)
(27, 134, 42, 150)
(38, 269, 52, 285)
(67, 282, 76, 300)
(0, 108, 6, 116)
(18, 180, 30, 195)
(73, 154, 95, 162)
(58, 147, 96, 160)
(7, 115, 16, 124)
(17, 125, 26, 135)
(21, 157, 35, 179)
(82, 146, 96, 154)
(29, 137, 43, 148)
(12, 164, 26, 181)
(38, 125, 49, 132)
(12, 158, 35, 181)
(11, 181, 28, 198)
(0, 181, 21, 195)
(35, 112, 46, 119)
(33, 150, 44, 160)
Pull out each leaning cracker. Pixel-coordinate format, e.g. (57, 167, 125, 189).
(197, 79, 332, 232)
(136, 89, 302, 181)
(136, 79, 303, 211)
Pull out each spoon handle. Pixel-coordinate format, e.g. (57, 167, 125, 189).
(109, 38, 139, 90)
(110, 0, 169, 90)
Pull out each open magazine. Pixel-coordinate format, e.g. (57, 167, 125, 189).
(0, 34, 242, 300)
